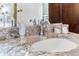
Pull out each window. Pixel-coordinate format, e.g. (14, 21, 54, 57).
(42, 3, 48, 22)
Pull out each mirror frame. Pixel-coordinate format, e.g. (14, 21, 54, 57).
(13, 3, 17, 27)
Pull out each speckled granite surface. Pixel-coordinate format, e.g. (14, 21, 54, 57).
(27, 32, 79, 56)
(53, 33, 79, 56)
(0, 32, 79, 56)
(0, 38, 27, 56)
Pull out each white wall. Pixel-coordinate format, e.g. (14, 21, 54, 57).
(17, 3, 42, 26)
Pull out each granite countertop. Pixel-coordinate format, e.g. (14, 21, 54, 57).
(0, 32, 79, 56)
(0, 38, 27, 56)
(26, 32, 79, 56)
(52, 32, 79, 56)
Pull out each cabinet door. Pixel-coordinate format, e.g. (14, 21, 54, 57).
(49, 3, 61, 23)
(62, 3, 79, 33)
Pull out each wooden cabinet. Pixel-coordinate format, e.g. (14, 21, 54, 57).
(49, 3, 61, 23)
(49, 3, 79, 33)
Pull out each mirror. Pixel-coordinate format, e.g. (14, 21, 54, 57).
(0, 3, 17, 28)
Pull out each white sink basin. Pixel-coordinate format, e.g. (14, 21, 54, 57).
(29, 38, 78, 52)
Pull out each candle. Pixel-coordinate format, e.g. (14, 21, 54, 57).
(62, 24, 69, 33)
(54, 26, 61, 33)
(53, 23, 62, 33)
